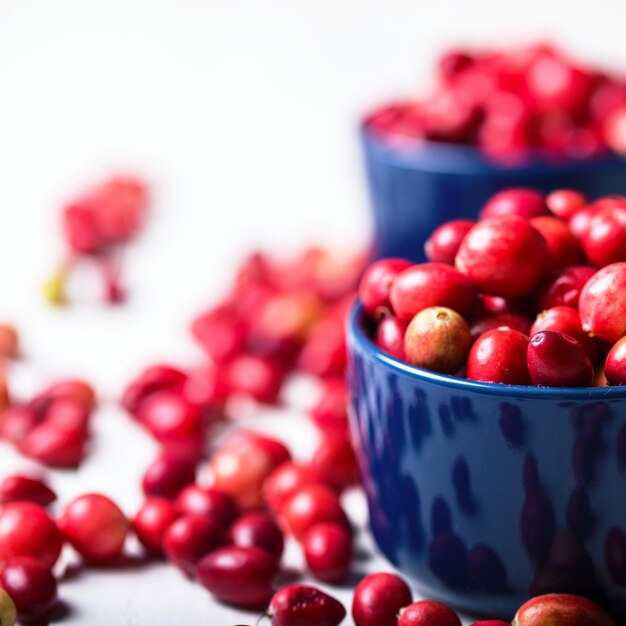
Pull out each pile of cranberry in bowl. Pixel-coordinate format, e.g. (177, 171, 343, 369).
(347, 186, 626, 618)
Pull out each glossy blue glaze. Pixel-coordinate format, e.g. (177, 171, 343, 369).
(361, 126, 626, 261)
(347, 302, 626, 619)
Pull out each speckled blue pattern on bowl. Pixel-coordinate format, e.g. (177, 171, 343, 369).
(361, 126, 626, 262)
(347, 302, 626, 618)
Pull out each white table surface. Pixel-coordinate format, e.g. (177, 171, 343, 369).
(1, 1, 625, 623)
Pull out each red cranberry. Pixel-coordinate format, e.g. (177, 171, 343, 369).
(0, 324, 19, 359)
(264, 462, 326, 514)
(470, 313, 532, 340)
(375, 315, 408, 360)
(480, 188, 548, 220)
(303, 522, 352, 584)
(197, 545, 278, 609)
(182, 362, 227, 413)
(358, 258, 411, 315)
(29, 379, 96, 414)
(480, 294, 532, 317)
(404, 306, 471, 374)
(225, 353, 284, 404)
(467, 328, 531, 385)
(230, 513, 284, 561)
(530, 306, 598, 363)
(297, 314, 346, 378)
(604, 105, 626, 154)
(569, 205, 601, 240)
(605, 336, 626, 385)
(309, 378, 348, 433)
(163, 513, 225, 575)
(0, 475, 56, 508)
(132, 497, 178, 555)
(0, 557, 57, 622)
(226, 431, 291, 468)
(513, 593, 614, 626)
(390, 263, 479, 321)
(579, 262, 626, 342)
(268, 585, 346, 626)
(424, 220, 475, 265)
(530, 216, 584, 268)
(398, 600, 461, 626)
(0, 503, 63, 570)
(527, 331, 593, 387)
(536, 266, 596, 310)
(456, 216, 550, 298)
(582, 201, 626, 267)
(58, 493, 128, 564)
(191, 307, 247, 363)
(141, 452, 196, 500)
(352, 572, 412, 626)
(546, 189, 588, 220)
(279, 484, 350, 541)
(174, 485, 238, 527)
(121, 364, 187, 416)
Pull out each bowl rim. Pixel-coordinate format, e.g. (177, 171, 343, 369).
(348, 301, 626, 400)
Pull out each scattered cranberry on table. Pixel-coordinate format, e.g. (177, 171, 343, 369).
(267, 585, 346, 626)
(352, 572, 413, 626)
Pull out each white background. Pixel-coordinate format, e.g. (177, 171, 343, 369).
(0, 1, 625, 624)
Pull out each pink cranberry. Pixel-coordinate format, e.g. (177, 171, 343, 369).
(530, 306, 598, 363)
(264, 462, 326, 514)
(309, 378, 348, 433)
(569, 204, 601, 240)
(398, 600, 461, 626)
(141, 452, 196, 500)
(424, 220, 475, 265)
(297, 314, 346, 378)
(0, 557, 57, 623)
(513, 593, 614, 626)
(546, 189, 588, 220)
(310, 433, 358, 491)
(530, 216, 584, 268)
(527, 331, 593, 387)
(197, 545, 278, 609)
(467, 328, 531, 385)
(58, 493, 128, 564)
(352, 572, 412, 626)
(358, 258, 411, 315)
(404, 306, 472, 375)
(303, 522, 352, 584)
(470, 313, 532, 340)
(0, 503, 63, 570)
(0, 475, 56, 508)
(230, 513, 284, 561)
(579, 262, 626, 342)
(390, 263, 479, 321)
(19, 417, 87, 469)
(605, 336, 626, 385)
(268, 585, 346, 626)
(225, 353, 284, 404)
(279, 484, 350, 541)
(0, 325, 18, 359)
(132, 497, 178, 556)
(536, 266, 596, 310)
(174, 485, 238, 527)
(604, 105, 626, 154)
(456, 216, 550, 298)
(163, 513, 225, 575)
(582, 201, 626, 267)
(375, 315, 408, 360)
(480, 188, 548, 220)
(121, 364, 187, 416)
(191, 306, 247, 363)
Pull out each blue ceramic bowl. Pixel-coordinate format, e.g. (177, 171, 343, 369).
(361, 126, 626, 261)
(347, 302, 626, 618)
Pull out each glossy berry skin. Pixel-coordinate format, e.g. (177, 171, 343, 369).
(359, 258, 411, 315)
(141, 453, 196, 500)
(263, 462, 326, 514)
(375, 316, 407, 360)
(197, 545, 278, 609)
(229, 513, 284, 561)
(583, 202, 626, 267)
(527, 331, 593, 387)
(132, 497, 178, 556)
(455, 216, 550, 298)
(470, 313, 532, 341)
(174, 485, 238, 527)
(546, 189, 587, 220)
(605, 336, 626, 385)
(424, 220, 475, 265)
(536, 266, 596, 311)
(513, 593, 614, 626)
(0, 589, 16, 626)
(480, 188, 548, 220)
(352, 573, 412, 626)
(398, 600, 461, 626)
(58, 493, 128, 564)
(310, 433, 358, 491)
(0, 557, 57, 622)
(467, 328, 531, 385)
(390, 263, 479, 321)
(121, 364, 187, 416)
(0, 475, 56, 507)
(0, 503, 63, 570)
(279, 484, 350, 541)
(404, 307, 472, 375)
(579, 263, 626, 342)
(530, 216, 583, 269)
(303, 522, 352, 584)
(163, 514, 225, 575)
(269, 585, 346, 626)
(224, 353, 284, 404)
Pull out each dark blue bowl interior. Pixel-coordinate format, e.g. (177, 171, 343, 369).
(347, 302, 626, 619)
(361, 127, 626, 261)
